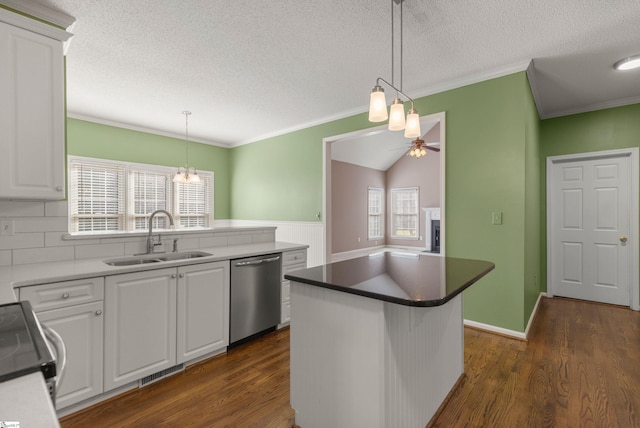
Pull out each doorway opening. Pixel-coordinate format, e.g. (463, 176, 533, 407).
(322, 112, 446, 263)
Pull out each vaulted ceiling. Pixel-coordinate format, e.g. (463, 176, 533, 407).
(18, 0, 640, 148)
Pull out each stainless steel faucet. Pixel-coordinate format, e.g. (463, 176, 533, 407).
(146, 209, 174, 254)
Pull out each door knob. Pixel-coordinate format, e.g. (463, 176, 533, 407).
(620, 236, 628, 243)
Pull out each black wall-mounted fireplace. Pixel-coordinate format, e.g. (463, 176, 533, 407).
(431, 220, 440, 253)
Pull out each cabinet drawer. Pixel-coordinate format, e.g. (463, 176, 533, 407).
(20, 277, 104, 311)
(282, 250, 307, 267)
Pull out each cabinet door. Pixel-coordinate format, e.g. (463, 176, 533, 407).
(36, 301, 104, 409)
(177, 261, 230, 364)
(104, 268, 177, 391)
(0, 22, 65, 200)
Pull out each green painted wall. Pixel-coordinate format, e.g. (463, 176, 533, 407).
(540, 103, 640, 299)
(231, 71, 538, 332)
(66, 118, 231, 219)
(524, 75, 542, 328)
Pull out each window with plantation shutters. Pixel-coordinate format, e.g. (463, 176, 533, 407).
(67, 156, 214, 233)
(69, 160, 126, 232)
(391, 187, 419, 239)
(368, 187, 384, 240)
(175, 175, 213, 228)
(129, 168, 172, 231)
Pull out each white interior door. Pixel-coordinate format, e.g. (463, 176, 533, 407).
(548, 149, 638, 307)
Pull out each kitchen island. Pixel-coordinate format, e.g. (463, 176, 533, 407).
(285, 251, 494, 428)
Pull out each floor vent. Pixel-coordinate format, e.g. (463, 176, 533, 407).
(139, 363, 184, 387)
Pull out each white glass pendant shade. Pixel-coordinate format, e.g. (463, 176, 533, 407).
(404, 109, 421, 138)
(369, 86, 388, 122)
(173, 170, 186, 183)
(188, 170, 201, 184)
(388, 98, 405, 131)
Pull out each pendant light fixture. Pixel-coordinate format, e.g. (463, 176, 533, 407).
(173, 111, 201, 184)
(368, 0, 421, 139)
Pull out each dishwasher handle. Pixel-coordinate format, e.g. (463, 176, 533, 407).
(234, 255, 280, 267)
(42, 323, 66, 394)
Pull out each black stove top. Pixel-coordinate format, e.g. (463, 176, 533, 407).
(0, 301, 56, 383)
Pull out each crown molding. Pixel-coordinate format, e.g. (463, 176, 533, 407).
(67, 112, 234, 149)
(0, 0, 75, 29)
(0, 7, 73, 42)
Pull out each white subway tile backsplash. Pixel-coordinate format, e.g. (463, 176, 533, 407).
(0, 250, 11, 266)
(13, 246, 75, 265)
(0, 233, 44, 250)
(45, 201, 69, 217)
(228, 233, 252, 246)
(173, 237, 199, 251)
(15, 217, 68, 233)
(0, 201, 45, 217)
(200, 235, 227, 248)
(253, 231, 276, 243)
(0, 223, 283, 266)
(124, 240, 147, 256)
(75, 243, 124, 260)
(45, 232, 101, 247)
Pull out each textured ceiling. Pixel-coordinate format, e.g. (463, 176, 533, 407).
(23, 0, 640, 147)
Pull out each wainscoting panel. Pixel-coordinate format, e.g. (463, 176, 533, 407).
(226, 220, 325, 267)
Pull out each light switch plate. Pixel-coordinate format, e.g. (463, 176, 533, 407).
(492, 212, 503, 225)
(0, 219, 15, 236)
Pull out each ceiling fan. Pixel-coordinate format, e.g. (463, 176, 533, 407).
(408, 137, 440, 158)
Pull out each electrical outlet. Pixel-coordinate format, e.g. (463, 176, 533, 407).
(0, 220, 15, 236)
(492, 211, 503, 225)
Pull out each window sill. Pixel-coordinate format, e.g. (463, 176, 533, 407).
(63, 227, 215, 241)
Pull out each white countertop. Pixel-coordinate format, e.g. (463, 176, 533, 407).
(0, 241, 307, 426)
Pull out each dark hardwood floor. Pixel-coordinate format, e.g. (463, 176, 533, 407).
(60, 297, 640, 427)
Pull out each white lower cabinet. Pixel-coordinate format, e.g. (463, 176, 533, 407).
(281, 250, 307, 324)
(177, 261, 229, 364)
(104, 261, 230, 391)
(19, 277, 104, 409)
(104, 268, 177, 391)
(36, 301, 104, 408)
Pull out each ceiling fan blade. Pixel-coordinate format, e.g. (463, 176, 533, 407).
(426, 146, 440, 152)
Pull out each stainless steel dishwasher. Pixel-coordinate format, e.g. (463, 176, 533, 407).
(229, 253, 282, 345)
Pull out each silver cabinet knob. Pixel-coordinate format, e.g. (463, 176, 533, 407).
(61, 293, 70, 299)
(95, 310, 103, 316)
(179, 273, 184, 278)
(56, 186, 62, 191)
(171, 274, 177, 279)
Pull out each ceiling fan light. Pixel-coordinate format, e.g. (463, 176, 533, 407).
(369, 86, 388, 122)
(614, 54, 640, 71)
(404, 108, 421, 138)
(388, 98, 405, 131)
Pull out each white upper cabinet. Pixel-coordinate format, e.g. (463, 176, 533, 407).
(0, 9, 72, 200)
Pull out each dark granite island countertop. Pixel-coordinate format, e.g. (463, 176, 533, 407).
(285, 252, 495, 307)
(288, 251, 495, 428)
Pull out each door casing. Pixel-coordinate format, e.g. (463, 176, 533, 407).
(546, 147, 639, 310)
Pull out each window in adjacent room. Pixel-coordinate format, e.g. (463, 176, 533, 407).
(68, 156, 214, 233)
(390, 187, 419, 239)
(368, 187, 384, 240)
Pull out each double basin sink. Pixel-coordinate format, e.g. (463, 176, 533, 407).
(104, 251, 212, 266)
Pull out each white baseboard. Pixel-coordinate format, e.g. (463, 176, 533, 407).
(464, 292, 546, 340)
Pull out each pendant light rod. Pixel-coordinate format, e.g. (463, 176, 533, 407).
(374, 76, 415, 110)
(183, 110, 191, 167)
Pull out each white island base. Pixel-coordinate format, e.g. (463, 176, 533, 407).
(290, 281, 464, 428)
